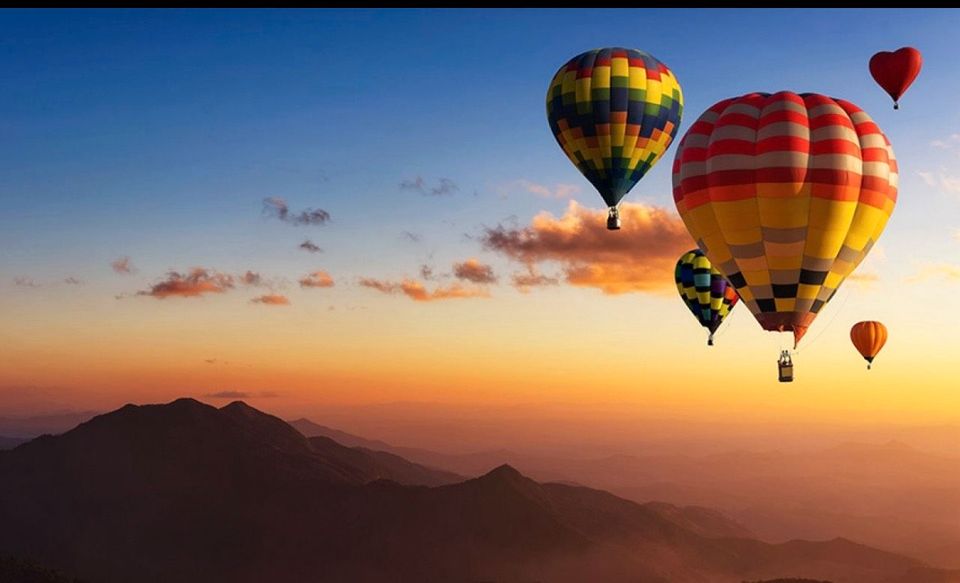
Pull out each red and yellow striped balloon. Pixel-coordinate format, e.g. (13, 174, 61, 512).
(850, 320, 888, 369)
(672, 92, 898, 347)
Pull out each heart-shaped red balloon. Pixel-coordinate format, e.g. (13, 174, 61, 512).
(869, 47, 922, 109)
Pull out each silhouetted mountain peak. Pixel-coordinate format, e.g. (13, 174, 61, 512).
(484, 463, 523, 480)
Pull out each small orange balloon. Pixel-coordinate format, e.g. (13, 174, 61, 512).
(850, 321, 888, 370)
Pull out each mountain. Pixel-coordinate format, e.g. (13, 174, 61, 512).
(307, 435, 463, 486)
(0, 554, 88, 583)
(0, 411, 97, 438)
(0, 398, 950, 583)
(0, 436, 27, 450)
(289, 418, 397, 451)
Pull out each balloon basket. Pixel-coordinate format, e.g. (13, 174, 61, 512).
(606, 207, 621, 231)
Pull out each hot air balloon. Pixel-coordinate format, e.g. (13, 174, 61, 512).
(869, 47, 922, 110)
(675, 249, 740, 346)
(546, 47, 683, 230)
(850, 320, 887, 369)
(672, 92, 898, 377)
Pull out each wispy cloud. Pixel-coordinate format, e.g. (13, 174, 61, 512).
(452, 258, 497, 284)
(299, 270, 334, 288)
(904, 262, 960, 284)
(511, 266, 560, 293)
(204, 390, 278, 399)
(399, 176, 459, 196)
(419, 264, 435, 280)
(262, 197, 330, 226)
(299, 239, 323, 253)
(111, 256, 137, 275)
(917, 170, 960, 195)
(358, 277, 489, 302)
(508, 179, 582, 199)
(931, 133, 960, 150)
(240, 271, 262, 286)
(63, 276, 83, 285)
(480, 200, 693, 295)
(847, 271, 880, 290)
(400, 231, 422, 243)
(137, 268, 235, 299)
(251, 293, 291, 306)
(13, 276, 40, 288)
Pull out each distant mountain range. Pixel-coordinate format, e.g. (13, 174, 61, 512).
(288, 417, 960, 569)
(2, 399, 958, 583)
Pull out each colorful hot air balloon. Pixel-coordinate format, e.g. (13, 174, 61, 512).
(869, 47, 922, 110)
(672, 92, 898, 351)
(675, 249, 740, 346)
(850, 320, 888, 369)
(546, 47, 683, 230)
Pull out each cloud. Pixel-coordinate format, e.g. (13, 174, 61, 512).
(204, 390, 278, 399)
(240, 271, 262, 286)
(262, 197, 330, 226)
(399, 176, 459, 196)
(511, 266, 560, 293)
(931, 134, 960, 149)
(251, 293, 291, 306)
(904, 262, 960, 284)
(13, 277, 40, 288)
(419, 264, 434, 280)
(299, 270, 335, 288)
(63, 277, 83, 285)
(111, 256, 136, 274)
(358, 277, 489, 302)
(299, 239, 323, 253)
(917, 170, 960, 195)
(847, 271, 880, 290)
(401, 231, 422, 243)
(137, 268, 235, 299)
(480, 200, 693, 295)
(511, 179, 582, 199)
(453, 258, 497, 284)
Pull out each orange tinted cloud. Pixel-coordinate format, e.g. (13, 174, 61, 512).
(905, 262, 960, 283)
(453, 258, 497, 284)
(251, 293, 291, 306)
(359, 278, 489, 302)
(137, 268, 234, 299)
(299, 270, 335, 288)
(481, 200, 693, 294)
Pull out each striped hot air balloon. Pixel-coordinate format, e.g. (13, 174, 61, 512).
(546, 47, 683, 230)
(675, 249, 740, 346)
(850, 320, 888, 369)
(672, 92, 898, 349)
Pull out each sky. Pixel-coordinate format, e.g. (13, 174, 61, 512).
(2, 9, 959, 429)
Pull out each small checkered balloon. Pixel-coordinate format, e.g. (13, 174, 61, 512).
(546, 48, 684, 218)
(672, 92, 897, 348)
(675, 249, 740, 346)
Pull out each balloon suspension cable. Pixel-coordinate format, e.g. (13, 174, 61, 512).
(793, 285, 852, 355)
(606, 206, 621, 231)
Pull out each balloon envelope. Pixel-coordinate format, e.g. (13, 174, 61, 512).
(675, 249, 740, 345)
(672, 92, 898, 347)
(850, 320, 888, 368)
(546, 47, 683, 212)
(869, 47, 922, 109)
